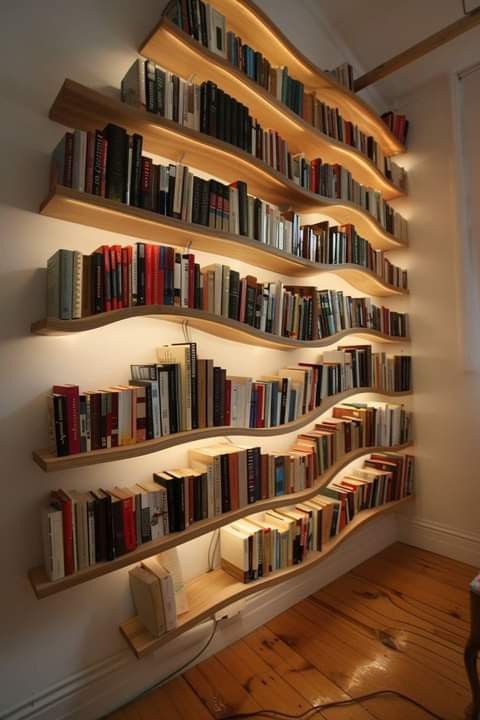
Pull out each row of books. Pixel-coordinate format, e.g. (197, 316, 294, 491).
(129, 551, 188, 637)
(42, 400, 412, 580)
(220, 451, 414, 583)
(301, 222, 408, 289)
(382, 112, 409, 147)
(47, 343, 412, 457)
(47, 244, 408, 343)
(162, 5, 404, 184)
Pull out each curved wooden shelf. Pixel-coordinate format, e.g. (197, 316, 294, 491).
(28, 444, 412, 598)
(32, 304, 409, 350)
(120, 495, 413, 658)
(140, 18, 404, 200)
(143, 2, 404, 157)
(32, 389, 411, 473)
(40, 186, 408, 295)
(49, 80, 406, 251)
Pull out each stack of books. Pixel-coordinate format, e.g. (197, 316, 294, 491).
(382, 112, 409, 146)
(129, 552, 188, 636)
(46, 343, 412, 457)
(219, 451, 414, 583)
(41, 399, 411, 581)
(46, 243, 408, 340)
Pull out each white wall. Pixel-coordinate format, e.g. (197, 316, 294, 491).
(396, 70, 480, 561)
(0, 2, 410, 719)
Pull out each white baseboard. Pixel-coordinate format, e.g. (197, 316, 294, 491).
(399, 515, 480, 566)
(1, 514, 399, 720)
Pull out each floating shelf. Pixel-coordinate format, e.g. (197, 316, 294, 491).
(40, 186, 408, 296)
(28, 444, 412, 598)
(32, 389, 411, 474)
(32, 304, 409, 349)
(48, 80, 406, 251)
(140, 18, 404, 200)
(143, 1, 404, 157)
(120, 495, 413, 658)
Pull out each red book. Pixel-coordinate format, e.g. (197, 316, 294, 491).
(100, 137, 108, 197)
(121, 247, 129, 307)
(112, 490, 136, 552)
(84, 131, 95, 194)
(260, 453, 268, 500)
(255, 383, 265, 428)
(109, 247, 118, 310)
(52, 384, 80, 455)
(144, 244, 153, 305)
(114, 245, 123, 309)
(152, 245, 160, 305)
(224, 379, 232, 426)
(52, 490, 75, 575)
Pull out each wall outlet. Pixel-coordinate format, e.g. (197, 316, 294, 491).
(215, 599, 246, 622)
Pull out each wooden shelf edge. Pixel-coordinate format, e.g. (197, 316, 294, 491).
(48, 80, 407, 250)
(32, 388, 412, 473)
(28, 444, 413, 599)
(31, 304, 409, 349)
(141, 18, 405, 200)
(120, 495, 414, 658)
(141, 3, 404, 157)
(39, 187, 408, 293)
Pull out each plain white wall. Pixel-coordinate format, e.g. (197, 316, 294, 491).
(0, 1, 410, 718)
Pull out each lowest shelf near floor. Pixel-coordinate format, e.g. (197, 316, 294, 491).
(28, 444, 412, 599)
(140, 17, 404, 200)
(141, 0, 404, 157)
(40, 186, 408, 296)
(120, 496, 413, 658)
(48, 80, 406, 251)
(32, 389, 412, 473)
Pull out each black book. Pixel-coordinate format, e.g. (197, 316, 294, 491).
(140, 156, 153, 211)
(231, 97, 239, 149)
(191, 176, 203, 224)
(245, 283, 257, 327)
(103, 123, 128, 202)
(224, 93, 232, 145)
(219, 368, 226, 425)
(92, 491, 108, 562)
(216, 88, 225, 141)
(166, 364, 180, 434)
(92, 130, 104, 196)
(200, 178, 210, 226)
(52, 394, 68, 456)
(220, 453, 230, 513)
(190, 0, 200, 41)
(154, 473, 179, 533)
(145, 60, 158, 113)
(167, 164, 176, 217)
(91, 248, 104, 314)
(172, 74, 180, 123)
(253, 197, 262, 241)
(199, 1, 208, 47)
(129, 133, 143, 208)
(228, 269, 240, 320)
(193, 473, 202, 522)
(252, 446, 261, 502)
(151, 164, 160, 214)
(207, 81, 217, 137)
(236, 180, 248, 236)
(213, 366, 223, 426)
(246, 447, 256, 504)
(155, 67, 166, 117)
(137, 243, 146, 305)
(200, 82, 208, 135)
(194, 263, 202, 309)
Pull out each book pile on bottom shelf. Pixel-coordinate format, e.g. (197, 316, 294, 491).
(121, 449, 414, 658)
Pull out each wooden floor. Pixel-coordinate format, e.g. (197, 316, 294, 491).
(109, 543, 474, 720)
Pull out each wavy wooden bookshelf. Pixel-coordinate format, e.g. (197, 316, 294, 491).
(40, 186, 407, 296)
(32, 304, 409, 349)
(32, 388, 411, 473)
(29, 444, 412, 599)
(142, 0, 404, 158)
(140, 18, 404, 200)
(48, 80, 406, 251)
(120, 495, 413, 658)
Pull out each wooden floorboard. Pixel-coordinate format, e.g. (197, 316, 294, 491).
(108, 542, 475, 719)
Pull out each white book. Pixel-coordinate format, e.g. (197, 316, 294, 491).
(220, 525, 249, 582)
(209, 7, 227, 57)
(151, 548, 189, 616)
(121, 59, 146, 107)
(41, 503, 65, 581)
(129, 566, 166, 637)
(70, 491, 89, 570)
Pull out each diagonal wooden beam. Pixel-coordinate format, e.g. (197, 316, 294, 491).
(354, 6, 480, 91)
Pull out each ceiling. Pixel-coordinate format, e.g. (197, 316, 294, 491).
(317, 0, 480, 102)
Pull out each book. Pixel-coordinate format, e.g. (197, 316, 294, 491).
(129, 566, 166, 637)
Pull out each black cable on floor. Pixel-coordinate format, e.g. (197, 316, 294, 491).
(219, 689, 449, 720)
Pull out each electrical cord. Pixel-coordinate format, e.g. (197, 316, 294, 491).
(219, 690, 449, 720)
(101, 617, 218, 719)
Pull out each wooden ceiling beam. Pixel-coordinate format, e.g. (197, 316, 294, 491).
(354, 6, 480, 91)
